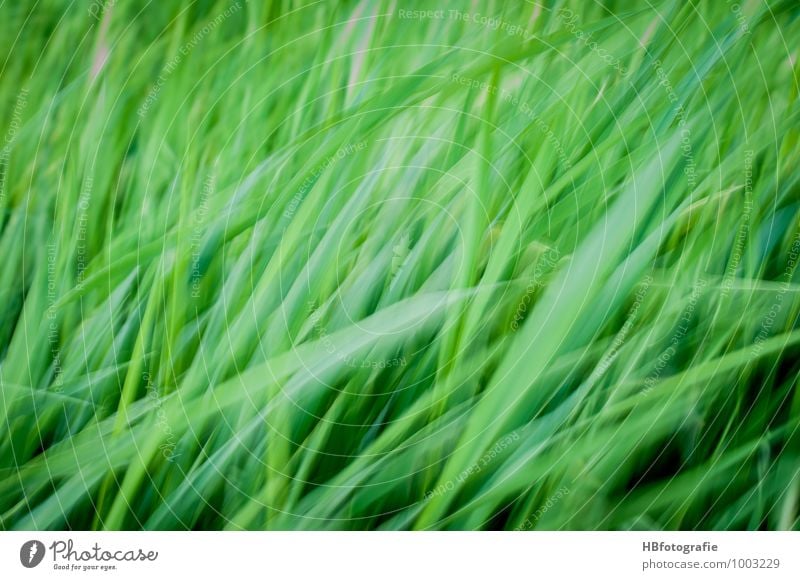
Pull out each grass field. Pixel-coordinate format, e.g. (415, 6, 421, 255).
(0, 0, 799, 530)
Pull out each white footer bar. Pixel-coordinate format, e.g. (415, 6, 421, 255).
(1, 532, 796, 579)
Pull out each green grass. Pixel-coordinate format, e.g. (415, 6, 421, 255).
(0, 0, 799, 530)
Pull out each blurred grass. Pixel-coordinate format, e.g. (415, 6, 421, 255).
(0, 0, 799, 530)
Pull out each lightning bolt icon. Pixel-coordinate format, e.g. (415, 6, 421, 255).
(28, 543, 38, 564)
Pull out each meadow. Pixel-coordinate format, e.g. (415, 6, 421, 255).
(0, 0, 798, 530)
